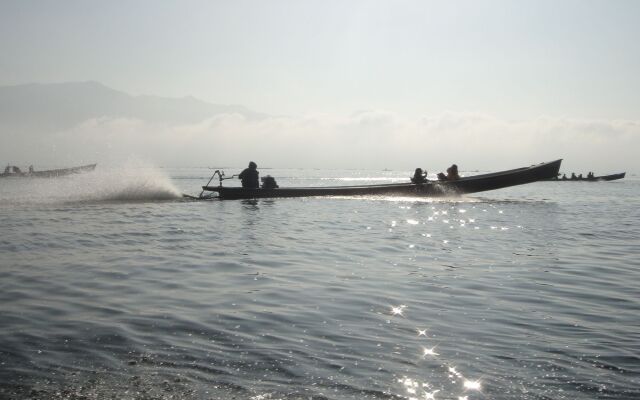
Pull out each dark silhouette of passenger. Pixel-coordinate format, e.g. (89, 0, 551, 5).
(437, 172, 447, 181)
(12, 166, 21, 174)
(239, 161, 259, 188)
(4, 165, 10, 174)
(446, 164, 460, 181)
(561, 174, 567, 180)
(261, 175, 279, 189)
(28, 165, 34, 173)
(578, 173, 583, 180)
(411, 168, 427, 184)
(571, 173, 577, 180)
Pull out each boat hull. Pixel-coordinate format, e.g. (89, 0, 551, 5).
(546, 172, 625, 182)
(203, 159, 562, 200)
(0, 164, 97, 178)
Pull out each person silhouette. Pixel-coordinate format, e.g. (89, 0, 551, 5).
(411, 168, 427, 184)
(446, 164, 460, 180)
(238, 161, 259, 189)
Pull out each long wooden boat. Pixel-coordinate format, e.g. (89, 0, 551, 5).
(201, 159, 562, 200)
(0, 163, 97, 178)
(545, 172, 625, 182)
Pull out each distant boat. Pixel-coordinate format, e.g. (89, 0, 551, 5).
(198, 159, 562, 200)
(546, 172, 625, 182)
(1, 163, 97, 178)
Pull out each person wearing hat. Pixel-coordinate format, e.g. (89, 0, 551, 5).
(238, 161, 260, 188)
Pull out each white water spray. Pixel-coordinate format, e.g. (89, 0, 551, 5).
(0, 162, 181, 206)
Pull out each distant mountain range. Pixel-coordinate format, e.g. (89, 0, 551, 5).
(0, 81, 263, 132)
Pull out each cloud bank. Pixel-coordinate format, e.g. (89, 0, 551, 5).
(2, 111, 638, 174)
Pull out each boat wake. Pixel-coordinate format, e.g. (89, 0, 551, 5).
(79, 168, 181, 202)
(328, 195, 482, 203)
(0, 164, 181, 206)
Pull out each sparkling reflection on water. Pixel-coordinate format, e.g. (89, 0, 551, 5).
(0, 168, 639, 399)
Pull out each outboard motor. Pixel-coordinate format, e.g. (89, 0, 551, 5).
(261, 175, 279, 189)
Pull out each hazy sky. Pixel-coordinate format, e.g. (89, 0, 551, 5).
(1, 1, 639, 172)
(1, 0, 639, 119)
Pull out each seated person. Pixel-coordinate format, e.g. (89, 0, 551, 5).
(238, 161, 259, 188)
(437, 172, 447, 181)
(411, 168, 427, 184)
(261, 175, 279, 189)
(446, 164, 460, 180)
(571, 173, 577, 180)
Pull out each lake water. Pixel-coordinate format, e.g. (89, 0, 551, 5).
(1, 166, 638, 399)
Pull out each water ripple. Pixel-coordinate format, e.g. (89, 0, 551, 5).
(1, 171, 639, 399)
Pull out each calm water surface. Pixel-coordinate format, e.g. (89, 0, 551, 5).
(1, 167, 638, 399)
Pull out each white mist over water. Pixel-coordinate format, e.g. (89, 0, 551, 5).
(0, 163, 181, 206)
